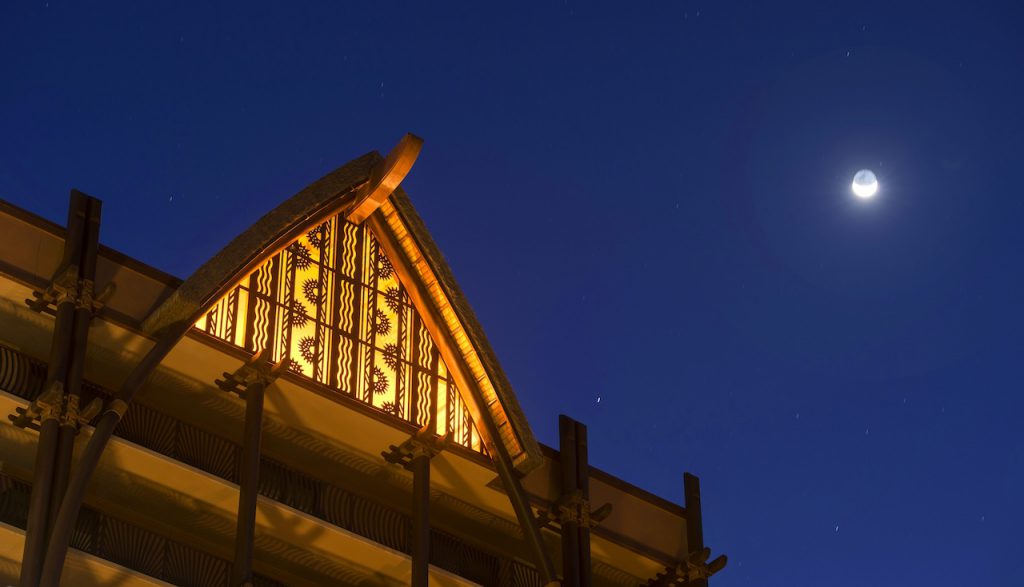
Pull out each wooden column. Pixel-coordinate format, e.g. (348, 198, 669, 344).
(19, 191, 100, 587)
(559, 415, 593, 587)
(48, 194, 102, 534)
(382, 427, 446, 587)
(21, 416, 60, 586)
(215, 350, 281, 587)
(684, 473, 706, 587)
(410, 452, 431, 587)
(231, 379, 266, 586)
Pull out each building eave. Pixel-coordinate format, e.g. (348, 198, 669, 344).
(371, 189, 544, 473)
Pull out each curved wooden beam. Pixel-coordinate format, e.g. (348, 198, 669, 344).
(142, 151, 377, 338)
(144, 134, 423, 339)
(347, 133, 423, 224)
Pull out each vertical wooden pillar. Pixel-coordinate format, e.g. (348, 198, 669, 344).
(48, 194, 102, 535)
(232, 379, 266, 586)
(684, 472, 706, 587)
(576, 421, 592, 586)
(410, 452, 431, 587)
(47, 425, 75, 533)
(559, 415, 593, 587)
(559, 416, 580, 587)
(20, 191, 98, 587)
(382, 429, 446, 587)
(21, 416, 60, 586)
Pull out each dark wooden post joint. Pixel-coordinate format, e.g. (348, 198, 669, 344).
(538, 491, 612, 530)
(381, 425, 448, 470)
(215, 348, 287, 398)
(642, 549, 728, 586)
(10, 271, 111, 431)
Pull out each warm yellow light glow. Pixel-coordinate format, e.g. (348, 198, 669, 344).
(194, 213, 483, 453)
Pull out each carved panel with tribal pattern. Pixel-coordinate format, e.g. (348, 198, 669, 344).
(195, 213, 484, 453)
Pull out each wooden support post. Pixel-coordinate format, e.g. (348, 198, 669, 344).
(217, 349, 282, 587)
(559, 416, 581, 587)
(19, 191, 94, 587)
(232, 379, 266, 587)
(684, 473, 706, 587)
(47, 424, 75, 533)
(575, 421, 592, 586)
(382, 427, 447, 587)
(21, 416, 59, 586)
(48, 195, 102, 536)
(559, 416, 595, 587)
(410, 452, 430, 587)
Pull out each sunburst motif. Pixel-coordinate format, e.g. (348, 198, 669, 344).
(384, 287, 403, 313)
(289, 300, 308, 327)
(298, 336, 318, 363)
(289, 243, 313, 270)
(372, 309, 391, 336)
(307, 223, 330, 248)
(369, 366, 388, 395)
(302, 279, 323, 305)
(382, 343, 401, 368)
(376, 251, 394, 280)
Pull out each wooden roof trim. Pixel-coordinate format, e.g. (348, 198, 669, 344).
(141, 152, 380, 337)
(143, 133, 426, 338)
(0, 199, 183, 289)
(368, 193, 543, 474)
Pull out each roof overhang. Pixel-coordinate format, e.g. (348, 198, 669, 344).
(0, 205, 692, 581)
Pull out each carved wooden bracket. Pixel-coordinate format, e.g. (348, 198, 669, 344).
(381, 424, 449, 470)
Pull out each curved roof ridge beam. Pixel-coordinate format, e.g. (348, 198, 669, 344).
(143, 133, 421, 339)
(347, 133, 423, 224)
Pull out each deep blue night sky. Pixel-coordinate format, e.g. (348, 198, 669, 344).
(3, 2, 1022, 585)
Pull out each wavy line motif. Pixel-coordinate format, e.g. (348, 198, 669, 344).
(416, 371, 431, 427)
(251, 296, 269, 352)
(340, 222, 357, 277)
(337, 280, 353, 333)
(417, 321, 432, 370)
(337, 337, 353, 394)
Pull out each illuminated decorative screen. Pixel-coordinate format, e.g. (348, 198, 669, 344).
(195, 214, 484, 453)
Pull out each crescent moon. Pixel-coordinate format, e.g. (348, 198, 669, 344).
(852, 169, 878, 199)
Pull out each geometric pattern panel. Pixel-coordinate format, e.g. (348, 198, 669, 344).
(195, 212, 484, 453)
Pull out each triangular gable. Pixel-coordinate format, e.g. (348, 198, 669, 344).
(145, 136, 542, 472)
(195, 211, 486, 453)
